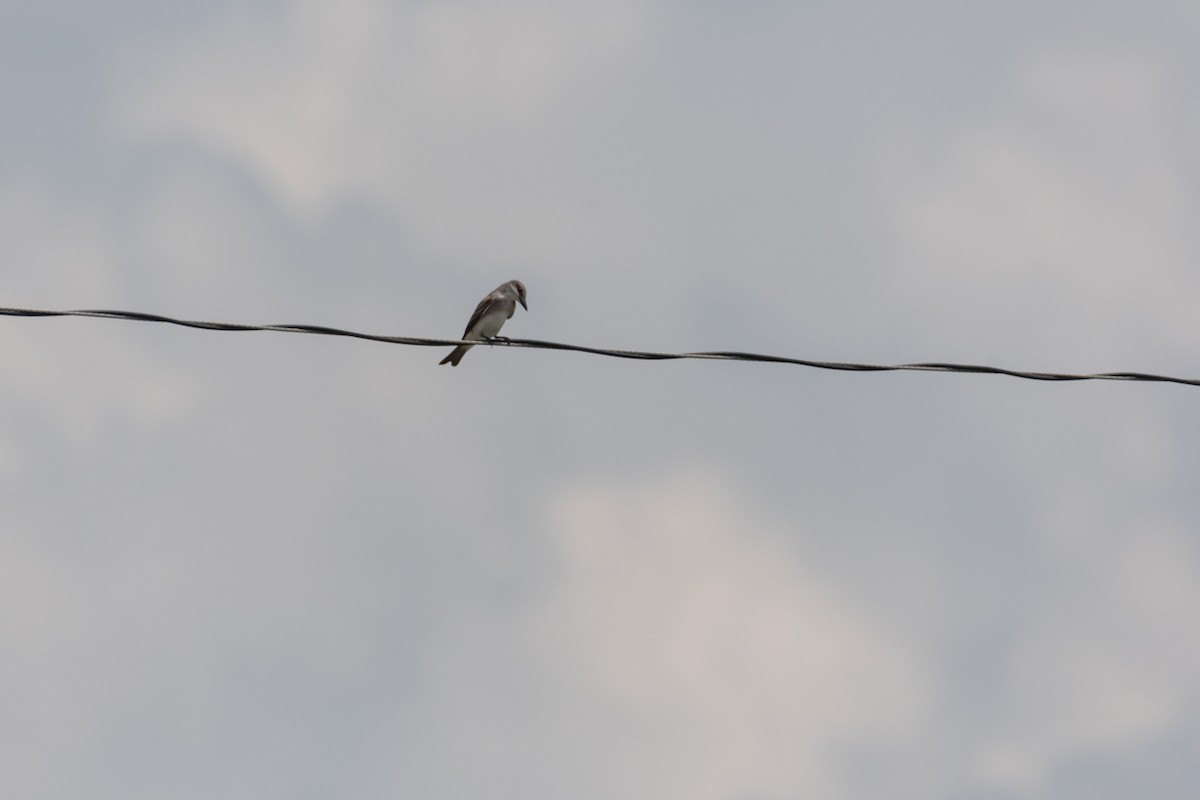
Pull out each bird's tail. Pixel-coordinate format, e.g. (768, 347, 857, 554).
(439, 344, 472, 366)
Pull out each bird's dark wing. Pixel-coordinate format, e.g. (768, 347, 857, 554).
(461, 294, 497, 337)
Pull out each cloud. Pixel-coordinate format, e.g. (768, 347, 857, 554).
(8, 5, 1200, 799)
(405, 470, 926, 800)
(883, 45, 1200, 363)
(115, 0, 658, 269)
(971, 516, 1200, 795)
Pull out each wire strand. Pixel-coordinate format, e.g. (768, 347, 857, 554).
(2, 305, 1196, 387)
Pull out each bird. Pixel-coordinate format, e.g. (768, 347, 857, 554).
(439, 280, 528, 366)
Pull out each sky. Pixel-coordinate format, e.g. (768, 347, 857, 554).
(2, 2, 1200, 798)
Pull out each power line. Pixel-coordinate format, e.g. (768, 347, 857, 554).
(1, 305, 1196, 387)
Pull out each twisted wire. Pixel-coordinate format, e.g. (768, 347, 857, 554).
(2, 306, 1196, 387)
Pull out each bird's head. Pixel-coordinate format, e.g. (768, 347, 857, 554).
(510, 280, 528, 310)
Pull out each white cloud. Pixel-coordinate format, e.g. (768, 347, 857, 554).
(365, 467, 931, 799)
(8, 5, 1199, 798)
(884, 45, 1200, 364)
(0, 187, 193, 475)
(116, 0, 658, 269)
(527, 468, 924, 798)
(971, 517, 1200, 794)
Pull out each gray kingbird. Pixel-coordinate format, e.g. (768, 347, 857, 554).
(439, 280, 528, 366)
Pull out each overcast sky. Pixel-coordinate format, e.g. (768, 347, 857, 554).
(3, 2, 1200, 799)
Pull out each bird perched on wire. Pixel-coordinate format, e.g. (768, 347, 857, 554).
(439, 280, 528, 366)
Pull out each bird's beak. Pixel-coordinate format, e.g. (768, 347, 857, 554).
(519, 296, 528, 311)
